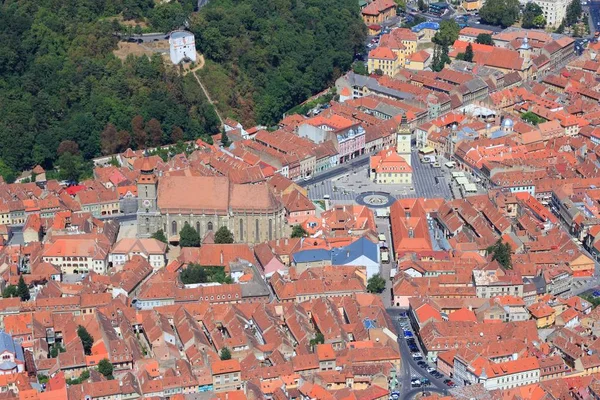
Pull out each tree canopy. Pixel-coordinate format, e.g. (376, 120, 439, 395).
(486, 239, 512, 269)
(522, 3, 545, 29)
(565, 0, 582, 26)
(432, 20, 460, 47)
(17, 276, 30, 301)
(179, 224, 201, 247)
(214, 226, 234, 244)
(367, 274, 386, 294)
(521, 111, 545, 125)
(475, 33, 494, 45)
(0, 0, 218, 175)
(479, 0, 520, 27)
(291, 225, 308, 238)
(97, 358, 114, 379)
(220, 347, 232, 360)
(151, 229, 168, 244)
(2, 285, 18, 299)
(190, 0, 366, 126)
(77, 325, 94, 355)
(464, 43, 474, 62)
(180, 264, 233, 284)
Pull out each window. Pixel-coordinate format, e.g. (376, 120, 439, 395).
(171, 221, 177, 235)
(196, 222, 200, 235)
(269, 219, 273, 240)
(239, 219, 244, 241)
(207, 221, 213, 231)
(255, 219, 260, 242)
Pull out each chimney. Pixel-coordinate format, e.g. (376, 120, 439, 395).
(220, 251, 224, 265)
(285, 238, 288, 245)
(276, 239, 280, 246)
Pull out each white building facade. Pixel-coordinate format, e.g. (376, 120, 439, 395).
(169, 31, 197, 64)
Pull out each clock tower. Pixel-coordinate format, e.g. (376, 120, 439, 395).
(137, 157, 160, 238)
(396, 114, 412, 166)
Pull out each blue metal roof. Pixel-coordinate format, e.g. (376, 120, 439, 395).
(292, 249, 331, 263)
(331, 237, 379, 265)
(363, 318, 377, 329)
(411, 22, 440, 32)
(0, 331, 24, 362)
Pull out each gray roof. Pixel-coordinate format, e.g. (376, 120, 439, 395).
(170, 30, 194, 40)
(463, 77, 488, 93)
(345, 72, 414, 101)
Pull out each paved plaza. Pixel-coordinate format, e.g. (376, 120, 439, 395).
(306, 150, 453, 202)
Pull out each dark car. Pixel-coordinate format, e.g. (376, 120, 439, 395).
(421, 378, 431, 386)
(413, 356, 423, 361)
(434, 372, 443, 378)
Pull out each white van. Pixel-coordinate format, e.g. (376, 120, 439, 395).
(323, 194, 330, 199)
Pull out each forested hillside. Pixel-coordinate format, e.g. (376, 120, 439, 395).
(191, 0, 367, 126)
(0, 0, 218, 181)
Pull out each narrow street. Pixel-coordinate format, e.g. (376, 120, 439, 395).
(387, 308, 451, 399)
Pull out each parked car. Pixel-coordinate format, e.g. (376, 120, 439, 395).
(421, 378, 431, 386)
(412, 352, 422, 358)
(404, 330, 413, 338)
(413, 356, 423, 361)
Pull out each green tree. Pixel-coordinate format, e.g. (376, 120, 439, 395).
(464, 43, 474, 62)
(179, 224, 201, 247)
(56, 153, 86, 183)
(66, 370, 90, 385)
(475, 33, 494, 45)
(77, 325, 94, 356)
(522, 2, 544, 28)
(486, 239, 512, 269)
(555, 19, 566, 33)
(221, 131, 231, 148)
(291, 225, 308, 238)
(573, 24, 581, 37)
(97, 358, 114, 379)
(433, 20, 460, 47)
(479, 0, 520, 27)
(214, 226, 234, 244)
(521, 111, 544, 125)
(532, 14, 547, 28)
(418, 0, 427, 12)
(352, 61, 368, 76)
(190, 0, 366, 126)
(367, 274, 386, 294)
(220, 347, 232, 360)
(2, 285, 18, 298)
(309, 332, 325, 347)
(180, 264, 232, 284)
(49, 344, 65, 358)
(394, 0, 407, 11)
(150, 2, 187, 32)
(17, 276, 29, 301)
(0, 160, 16, 184)
(151, 229, 168, 244)
(565, 0, 582, 25)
